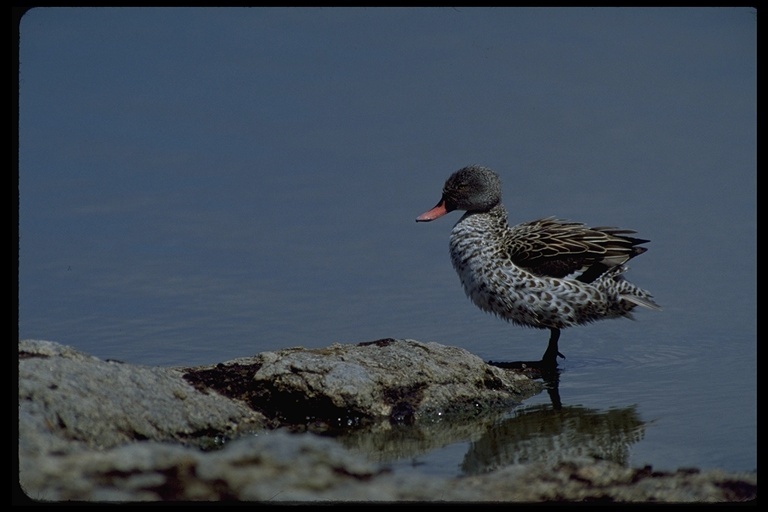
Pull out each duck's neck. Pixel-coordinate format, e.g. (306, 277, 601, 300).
(451, 205, 511, 256)
(457, 204, 509, 228)
(449, 204, 515, 283)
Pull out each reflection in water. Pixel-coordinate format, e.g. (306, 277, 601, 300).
(335, 409, 506, 466)
(487, 360, 563, 409)
(461, 403, 645, 475)
(334, 369, 645, 476)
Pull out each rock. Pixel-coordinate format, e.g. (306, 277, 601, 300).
(18, 340, 267, 451)
(16, 339, 757, 502)
(19, 431, 757, 502)
(182, 338, 542, 430)
(456, 458, 757, 502)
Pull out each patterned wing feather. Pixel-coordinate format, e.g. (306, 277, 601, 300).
(506, 217, 649, 282)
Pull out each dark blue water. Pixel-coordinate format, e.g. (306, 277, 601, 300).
(17, 7, 755, 476)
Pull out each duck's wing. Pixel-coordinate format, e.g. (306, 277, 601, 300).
(506, 217, 649, 283)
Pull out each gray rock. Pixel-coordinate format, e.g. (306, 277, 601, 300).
(18, 339, 266, 453)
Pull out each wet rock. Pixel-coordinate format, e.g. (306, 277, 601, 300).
(182, 338, 542, 430)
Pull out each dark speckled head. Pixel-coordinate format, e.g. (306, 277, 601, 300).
(442, 165, 502, 213)
(416, 165, 502, 222)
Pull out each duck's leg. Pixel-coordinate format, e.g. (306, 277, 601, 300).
(541, 328, 565, 367)
(488, 328, 565, 372)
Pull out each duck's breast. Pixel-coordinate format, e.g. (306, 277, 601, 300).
(448, 214, 610, 328)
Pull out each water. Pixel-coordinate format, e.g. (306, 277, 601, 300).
(17, 7, 755, 477)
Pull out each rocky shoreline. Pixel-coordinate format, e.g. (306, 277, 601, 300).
(17, 338, 756, 502)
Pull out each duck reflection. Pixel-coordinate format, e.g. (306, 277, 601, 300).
(334, 371, 645, 476)
(460, 402, 644, 475)
(336, 402, 644, 475)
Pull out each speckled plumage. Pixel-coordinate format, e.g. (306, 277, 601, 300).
(417, 165, 659, 366)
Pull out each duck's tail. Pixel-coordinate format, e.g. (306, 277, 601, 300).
(602, 265, 661, 314)
(621, 293, 662, 311)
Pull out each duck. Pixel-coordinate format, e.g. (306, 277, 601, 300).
(416, 165, 660, 368)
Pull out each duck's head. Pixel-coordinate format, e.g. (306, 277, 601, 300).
(416, 165, 502, 222)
